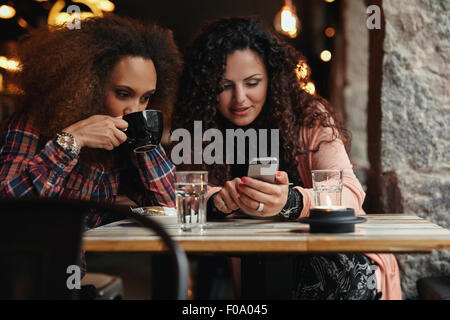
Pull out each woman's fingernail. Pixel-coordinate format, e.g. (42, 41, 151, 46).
(239, 183, 243, 188)
(242, 177, 246, 183)
(238, 196, 241, 201)
(276, 172, 281, 177)
(238, 188, 242, 194)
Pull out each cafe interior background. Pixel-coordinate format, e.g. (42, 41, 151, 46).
(0, 0, 448, 299)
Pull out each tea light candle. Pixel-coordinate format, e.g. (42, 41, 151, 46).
(300, 207, 365, 233)
(313, 195, 345, 211)
(300, 190, 367, 233)
(313, 205, 346, 211)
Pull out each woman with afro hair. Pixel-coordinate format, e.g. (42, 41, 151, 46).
(0, 15, 182, 275)
(172, 16, 401, 300)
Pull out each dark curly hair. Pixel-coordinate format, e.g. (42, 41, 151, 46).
(171, 17, 349, 186)
(16, 14, 182, 139)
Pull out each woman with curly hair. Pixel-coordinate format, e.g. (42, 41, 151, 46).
(0, 15, 181, 255)
(172, 17, 401, 300)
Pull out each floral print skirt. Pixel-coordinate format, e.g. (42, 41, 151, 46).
(293, 254, 381, 300)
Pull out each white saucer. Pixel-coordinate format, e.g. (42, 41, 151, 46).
(131, 206, 178, 226)
(147, 215, 178, 226)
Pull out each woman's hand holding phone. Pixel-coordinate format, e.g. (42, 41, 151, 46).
(213, 178, 242, 214)
(237, 171, 290, 217)
(212, 157, 290, 216)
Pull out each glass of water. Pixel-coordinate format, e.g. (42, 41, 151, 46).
(311, 170, 343, 208)
(175, 171, 208, 233)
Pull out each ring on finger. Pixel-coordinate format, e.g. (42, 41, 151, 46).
(256, 202, 264, 212)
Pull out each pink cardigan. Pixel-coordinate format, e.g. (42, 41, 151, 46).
(207, 124, 402, 300)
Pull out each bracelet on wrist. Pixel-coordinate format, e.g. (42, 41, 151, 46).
(56, 131, 80, 156)
(278, 186, 303, 220)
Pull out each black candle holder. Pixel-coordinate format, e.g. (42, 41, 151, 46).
(299, 208, 366, 233)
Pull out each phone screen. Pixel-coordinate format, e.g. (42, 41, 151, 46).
(247, 157, 279, 183)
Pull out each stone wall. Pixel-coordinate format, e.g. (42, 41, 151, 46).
(377, 0, 450, 299)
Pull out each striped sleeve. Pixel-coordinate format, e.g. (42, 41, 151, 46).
(133, 144, 176, 207)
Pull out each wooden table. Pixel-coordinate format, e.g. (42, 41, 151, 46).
(84, 214, 450, 299)
(84, 214, 450, 253)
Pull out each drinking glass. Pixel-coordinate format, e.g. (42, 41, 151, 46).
(175, 171, 208, 233)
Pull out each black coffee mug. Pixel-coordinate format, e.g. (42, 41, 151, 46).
(122, 110, 163, 153)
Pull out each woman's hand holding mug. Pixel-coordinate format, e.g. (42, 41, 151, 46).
(63, 115, 128, 151)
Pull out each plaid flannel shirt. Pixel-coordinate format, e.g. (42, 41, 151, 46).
(0, 114, 176, 228)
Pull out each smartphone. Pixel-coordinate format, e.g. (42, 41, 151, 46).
(247, 157, 279, 183)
